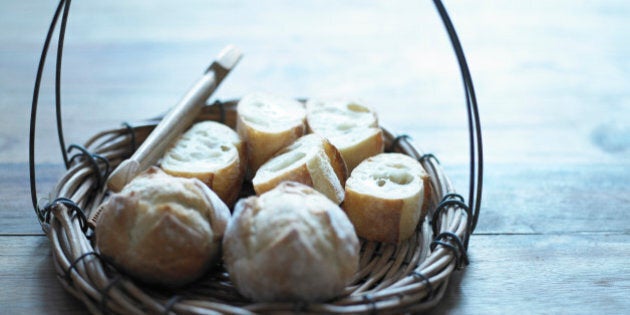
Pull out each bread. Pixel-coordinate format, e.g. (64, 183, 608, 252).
(236, 93, 306, 178)
(306, 99, 384, 172)
(160, 121, 245, 207)
(95, 167, 230, 287)
(342, 153, 429, 243)
(252, 134, 347, 204)
(222, 181, 359, 302)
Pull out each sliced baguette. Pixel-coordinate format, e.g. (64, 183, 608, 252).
(237, 93, 306, 178)
(306, 99, 384, 172)
(342, 153, 429, 243)
(252, 134, 347, 204)
(160, 121, 245, 207)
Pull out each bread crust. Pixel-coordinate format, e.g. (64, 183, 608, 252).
(252, 134, 347, 204)
(222, 182, 359, 302)
(253, 163, 313, 195)
(336, 128, 384, 172)
(95, 167, 230, 287)
(160, 121, 245, 208)
(306, 99, 384, 171)
(236, 93, 306, 178)
(342, 153, 429, 243)
(343, 189, 405, 243)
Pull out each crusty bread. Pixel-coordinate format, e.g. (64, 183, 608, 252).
(222, 181, 359, 302)
(95, 167, 230, 287)
(160, 121, 245, 207)
(237, 93, 306, 178)
(306, 99, 384, 172)
(252, 134, 347, 204)
(342, 153, 429, 243)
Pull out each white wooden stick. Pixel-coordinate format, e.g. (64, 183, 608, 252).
(106, 45, 242, 192)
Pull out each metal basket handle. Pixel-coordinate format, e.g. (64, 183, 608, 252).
(28, 0, 482, 238)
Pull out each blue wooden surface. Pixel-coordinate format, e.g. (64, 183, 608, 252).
(0, 1, 628, 314)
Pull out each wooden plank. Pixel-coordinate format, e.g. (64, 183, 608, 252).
(0, 236, 84, 314)
(1, 233, 628, 314)
(1, 1, 629, 314)
(430, 232, 630, 314)
(0, 164, 63, 235)
(464, 163, 630, 234)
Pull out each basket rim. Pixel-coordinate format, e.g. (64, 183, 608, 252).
(36, 100, 472, 314)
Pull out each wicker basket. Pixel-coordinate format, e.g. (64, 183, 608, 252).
(29, 1, 482, 314)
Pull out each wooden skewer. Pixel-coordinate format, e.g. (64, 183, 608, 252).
(106, 45, 243, 192)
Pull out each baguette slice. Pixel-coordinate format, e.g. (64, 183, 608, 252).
(160, 121, 245, 208)
(306, 99, 384, 172)
(252, 134, 347, 204)
(342, 153, 429, 243)
(237, 93, 306, 178)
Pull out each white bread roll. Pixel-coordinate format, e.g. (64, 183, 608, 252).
(160, 121, 245, 208)
(223, 181, 359, 302)
(342, 153, 429, 243)
(252, 134, 347, 204)
(237, 93, 306, 178)
(306, 99, 384, 172)
(95, 167, 230, 287)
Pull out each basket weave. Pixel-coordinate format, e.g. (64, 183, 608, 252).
(40, 100, 471, 314)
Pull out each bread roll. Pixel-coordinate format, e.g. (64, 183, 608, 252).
(223, 181, 359, 302)
(306, 99, 384, 172)
(160, 121, 245, 207)
(342, 153, 429, 243)
(252, 134, 347, 204)
(237, 93, 306, 178)
(95, 167, 230, 287)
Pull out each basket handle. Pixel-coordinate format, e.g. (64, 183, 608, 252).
(29, 0, 72, 224)
(28, 0, 483, 238)
(433, 0, 483, 241)
(433, 0, 483, 238)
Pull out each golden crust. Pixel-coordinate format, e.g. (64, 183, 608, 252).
(337, 128, 384, 172)
(236, 93, 306, 178)
(253, 163, 313, 195)
(252, 134, 347, 204)
(342, 189, 405, 243)
(306, 99, 384, 172)
(160, 121, 246, 208)
(322, 138, 349, 185)
(237, 119, 305, 178)
(342, 153, 428, 243)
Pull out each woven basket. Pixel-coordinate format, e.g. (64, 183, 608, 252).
(37, 100, 470, 314)
(30, 1, 482, 314)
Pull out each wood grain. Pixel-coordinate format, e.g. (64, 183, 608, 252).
(1, 0, 629, 314)
(429, 233, 630, 315)
(0, 163, 63, 235)
(0, 236, 84, 314)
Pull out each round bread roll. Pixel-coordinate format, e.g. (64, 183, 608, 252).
(223, 181, 359, 302)
(236, 93, 306, 178)
(342, 153, 429, 243)
(252, 134, 347, 204)
(306, 99, 384, 172)
(160, 121, 245, 207)
(95, 167, 230, 287)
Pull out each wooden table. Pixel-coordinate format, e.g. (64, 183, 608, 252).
(1, 1, 628, 314)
